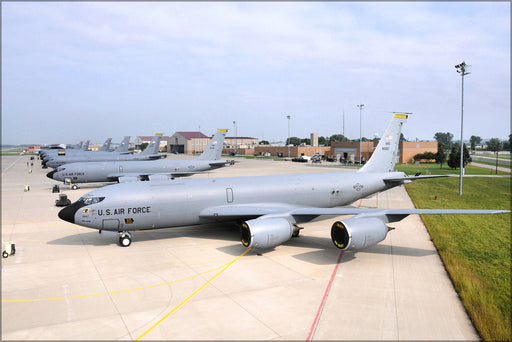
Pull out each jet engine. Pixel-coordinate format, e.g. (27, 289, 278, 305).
(241, 218, 297, 249)
(331, 217, 388, 250)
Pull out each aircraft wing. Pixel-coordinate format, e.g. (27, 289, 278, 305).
(383, 174, 451, 183)
(200, 204, 509, 223)
(110, 171, 204, 182)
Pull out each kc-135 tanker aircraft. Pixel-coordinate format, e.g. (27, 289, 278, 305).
(39, 136, 130, 161)
(47, 129, 229, 187)
(58, 114, 509, 248)
(43, 135, 165, 168)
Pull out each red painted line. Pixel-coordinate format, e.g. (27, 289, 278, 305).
(306, 250, 344, 341)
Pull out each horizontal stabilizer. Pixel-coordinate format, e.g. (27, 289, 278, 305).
(383, 174, 450, 183)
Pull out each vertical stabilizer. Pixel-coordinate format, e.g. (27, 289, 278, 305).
(198, 129, 227, 160)
(115, 136, 131, 153)
(99, 138, 112, 151)
(140, 134, 163, 155)
(82, 140, 90, 151)
(358, 114, 408, 173)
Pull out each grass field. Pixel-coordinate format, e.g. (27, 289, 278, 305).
(395, 162, 510, 175)
(405, 177, 511, 341)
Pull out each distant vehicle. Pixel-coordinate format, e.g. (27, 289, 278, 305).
(47, 130, 229, 188)
(58, 114, 509, 248)
(43, 135, 164, 168)
(55, 194, 71, 207)
(291, 157, 307, 162)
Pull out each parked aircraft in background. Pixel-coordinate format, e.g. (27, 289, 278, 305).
(40, 137, 131, 163)
(47, 130, 229, 188)
(44, 134, 165, 168)
(97, 138, 112, 152)
(58, 114, 508, 248)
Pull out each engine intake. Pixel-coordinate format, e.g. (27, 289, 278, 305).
(331, 217, 388, 250)
(241, 218, 294, 249)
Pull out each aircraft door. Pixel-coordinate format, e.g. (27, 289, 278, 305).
(102, 219, 120, 230)
(119, 165, 123, 172)
(226, 188, 234, 203)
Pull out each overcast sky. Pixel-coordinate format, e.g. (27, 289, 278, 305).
(2, 2, 510, 145)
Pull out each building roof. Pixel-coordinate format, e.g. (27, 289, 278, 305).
(177, 132, 209, 140)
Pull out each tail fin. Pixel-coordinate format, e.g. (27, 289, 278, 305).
(115, 136, 131, 153)
(358, 114, 408, 173)
(197, 129, 227, 160)
(99, 138, 112, 151)
(82, 140, 90, 151)
(140, 134, 163, 155)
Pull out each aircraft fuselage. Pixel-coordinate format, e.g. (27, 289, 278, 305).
(58, 171, 405, 232)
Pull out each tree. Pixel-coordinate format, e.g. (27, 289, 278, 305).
(469, 135, 481, 152)
(435, 142, 447, 168)
(434, 132, 454, 148)
(487, 138, 503, 152)
(447, 144, 472, 169)
(487, 138, 504, 175)
(300, 138, 311, 145)
(328, 134, 349, 143)
(286, 137, 301, 146)
(259, 140, 270, 145)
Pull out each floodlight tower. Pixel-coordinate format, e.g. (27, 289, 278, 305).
(286, 115, 291, 157)
(357, 104, 365, 163)
(455, 61, 471, 195)
(233, 121, 237, 155)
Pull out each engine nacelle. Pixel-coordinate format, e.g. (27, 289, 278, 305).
(241, 218, 294, 249)
(331, 217, 388, 250)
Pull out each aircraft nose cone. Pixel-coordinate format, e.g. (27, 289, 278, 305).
(58, 205, 76, 224)
(46, 170, 57, 179)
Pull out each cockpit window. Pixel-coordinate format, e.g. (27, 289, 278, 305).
(56, 167, 66, 172)
(77, 196, 105, 205)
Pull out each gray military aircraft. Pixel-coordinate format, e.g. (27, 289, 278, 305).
(47, 130, 229, 188)
(40, 137, 130, 163)
(44, 134, 165, 168)
(58, 114, 509, 248)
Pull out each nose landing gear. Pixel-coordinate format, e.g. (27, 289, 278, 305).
(118, 232, 132, 247)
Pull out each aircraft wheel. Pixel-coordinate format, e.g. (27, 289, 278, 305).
(2, 251, 9, 258)
(72, 184, 78, 190)
(119, 235, 132, 247)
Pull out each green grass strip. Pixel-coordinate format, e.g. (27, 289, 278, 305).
(405, 177, 511, 341)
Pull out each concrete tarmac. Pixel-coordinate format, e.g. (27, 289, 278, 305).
(2, 155, 478, 340)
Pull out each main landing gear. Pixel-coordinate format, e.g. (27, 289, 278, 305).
(118, 232, 132, 247)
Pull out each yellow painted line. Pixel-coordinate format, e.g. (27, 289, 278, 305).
(2, 252, 247, 303)
(135, 248, 251, 341)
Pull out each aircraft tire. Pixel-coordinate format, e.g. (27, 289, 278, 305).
(119, 236, 131, 247)
(2, 251, 8, 258)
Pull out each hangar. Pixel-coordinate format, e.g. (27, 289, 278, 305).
(167, 132, 210, 154)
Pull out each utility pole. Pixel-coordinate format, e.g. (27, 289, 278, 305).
(357, 104, 364, 164)
(455, 61, 471, 195)
(232, 121, 237, 155)
(286, 115, 291, 158)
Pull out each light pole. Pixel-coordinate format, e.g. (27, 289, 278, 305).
(357, 104, 364, 164)
(232, 121, 237, 155)
(455, 61, 470, 195)
(286, 115, 291, 158)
